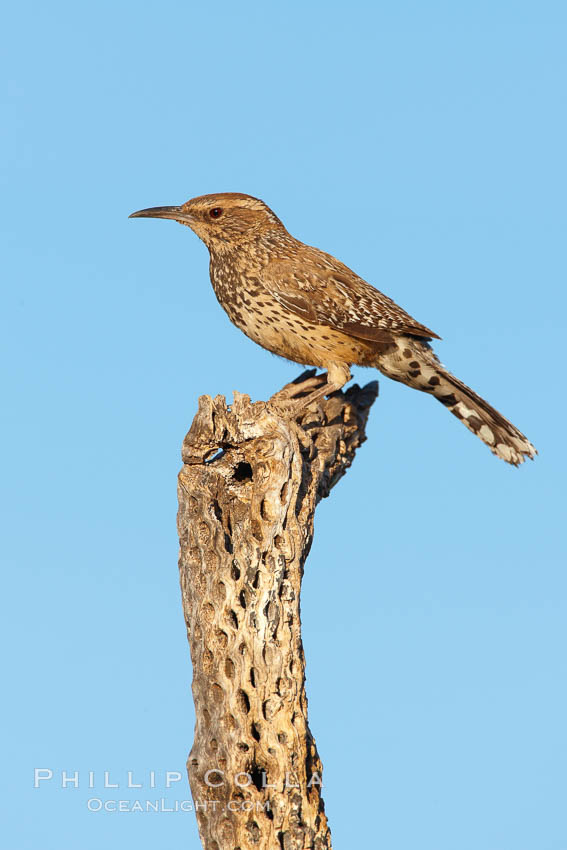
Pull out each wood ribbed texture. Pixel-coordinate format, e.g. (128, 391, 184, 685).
(177, 371, 378, 850)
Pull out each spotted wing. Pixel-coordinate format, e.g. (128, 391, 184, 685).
(262, 249, 440, 342)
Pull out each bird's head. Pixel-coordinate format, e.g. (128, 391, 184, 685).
(129, 192, 284, 250)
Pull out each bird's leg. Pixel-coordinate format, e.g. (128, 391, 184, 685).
(295, 362, 351, 409)
(270, 369, 327, 404)
(269, 364, 351, 416)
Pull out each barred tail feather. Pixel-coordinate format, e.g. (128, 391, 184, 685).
(376, 339, 537, 466)
(431, 369, 536, 465)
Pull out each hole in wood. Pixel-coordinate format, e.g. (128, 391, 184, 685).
(233, 461, 253, 482)
(248, 766, 263, 792)
(238, 690, 250, 713)
(251, 722, 261, 742)
(212, 499, 222, 523)
(210, 683, 223, 704)
(224, 532, 233, 555)
(212, 499, 233, 553)
(246, 822, 260, 841)
(205, 449, 224, 464)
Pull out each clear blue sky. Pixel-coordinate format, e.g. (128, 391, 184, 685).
(2, 2, 565, 848)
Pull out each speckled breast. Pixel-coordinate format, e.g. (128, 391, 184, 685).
(208, 259, 379, 369)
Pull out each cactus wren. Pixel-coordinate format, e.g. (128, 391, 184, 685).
(130, 193, 536, 466)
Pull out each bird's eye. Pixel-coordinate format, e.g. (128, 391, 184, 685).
(209, 207, 223, 219)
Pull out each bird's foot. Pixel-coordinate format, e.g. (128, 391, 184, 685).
(271, 369, 327, 402)
(269, 370, 341, 418)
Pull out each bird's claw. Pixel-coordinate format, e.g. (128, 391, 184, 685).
(269, 371, 340, 420)
(270, 371, 328, 404)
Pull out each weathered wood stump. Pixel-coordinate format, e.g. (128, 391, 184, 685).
(177, 371, 378, 850)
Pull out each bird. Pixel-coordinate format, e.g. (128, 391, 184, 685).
(130, 192, 536, 466)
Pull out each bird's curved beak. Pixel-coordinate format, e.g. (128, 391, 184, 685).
(129, 205, 191, 223)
